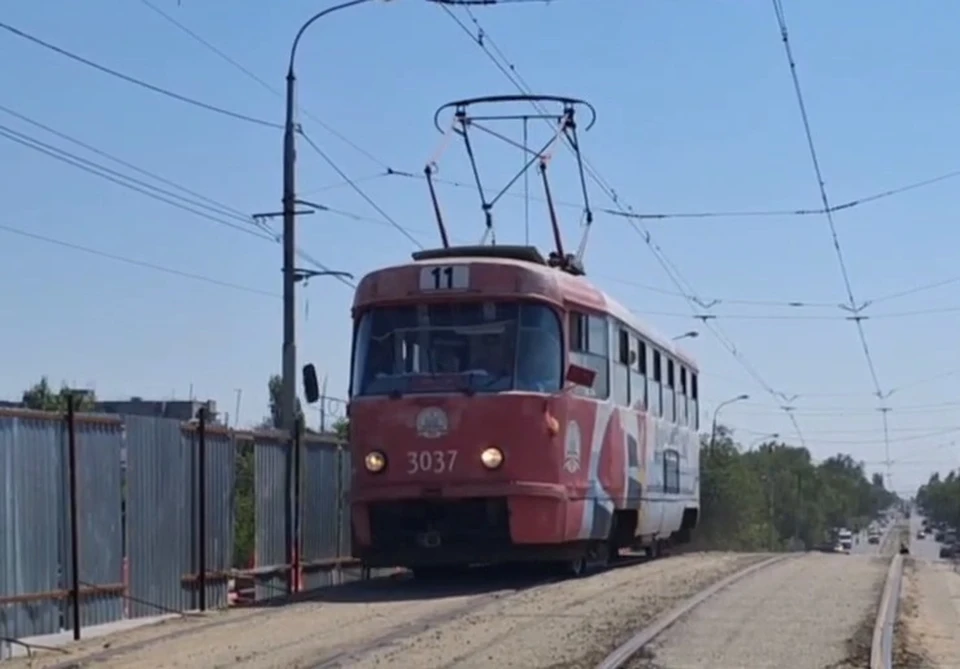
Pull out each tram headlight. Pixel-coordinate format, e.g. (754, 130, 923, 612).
(364, 451, 387, 473)
(480, 447, 504, 470)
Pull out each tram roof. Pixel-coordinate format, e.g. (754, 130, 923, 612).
(359, 246, 699, 371)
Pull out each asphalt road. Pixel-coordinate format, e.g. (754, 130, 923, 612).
(909, 512, 941, 560)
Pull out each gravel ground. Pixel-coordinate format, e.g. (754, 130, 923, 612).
(898, 556, 960, 668)
(344, 552, 766, 669)
(628, 552, 889, 669)
(1, 572, 544, 669)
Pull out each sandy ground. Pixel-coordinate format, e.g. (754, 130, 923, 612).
(628, 552, 889, 669)
(2, 571, 545, 669)
(2, 554, 761, 669)
(899, 557, 960, 668)
(344, 552, 766, 669)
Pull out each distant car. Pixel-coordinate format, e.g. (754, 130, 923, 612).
(917, 529, 926, 540)
(940, 544, 958, 559)
(868, 534, 880, 545)
(936, 530, 946, 542)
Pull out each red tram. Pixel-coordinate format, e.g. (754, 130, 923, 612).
(341, 244, 701, 576)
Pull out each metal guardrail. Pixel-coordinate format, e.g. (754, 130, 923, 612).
(870, 550, 905, 668)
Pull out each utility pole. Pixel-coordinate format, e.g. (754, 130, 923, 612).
(879, 406, 893, 491)
(277, 0, 377, 436)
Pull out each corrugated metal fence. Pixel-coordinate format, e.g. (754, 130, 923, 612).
(0, 408, 355, 660)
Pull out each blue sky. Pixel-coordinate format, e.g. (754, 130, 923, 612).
(2, 0, 958, 494)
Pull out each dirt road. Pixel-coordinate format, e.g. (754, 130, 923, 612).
(3, 553, 763, 669)
(3, 571, 538, 669)
(346, 552, 765, 669)
(897, 557, 960, 668)
(628, 552, 889, 669)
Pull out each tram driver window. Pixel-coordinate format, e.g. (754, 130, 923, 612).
(568, 311, 610, 399)
(515, 304, 563, 392)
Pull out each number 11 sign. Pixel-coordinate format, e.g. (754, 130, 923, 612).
(419, 265, 470, 292)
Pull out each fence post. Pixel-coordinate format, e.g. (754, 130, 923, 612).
(197, 407, 207, 612)
(292, 417, 304, 594)
(66, 393, 81, 640)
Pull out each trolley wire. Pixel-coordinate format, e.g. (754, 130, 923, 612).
(138, 0, 392, 170)
(441, 2, 810, 444)
(0, 20, 281, 129)
(297, 130, 425, 249)
(770, 0, 892, 481)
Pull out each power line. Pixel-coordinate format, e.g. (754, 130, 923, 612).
(639, 304, 960, 321)
(0, 111, 352, 287)
(0, 122, 270, 239)
(138, 0, 391, 170)
(0, 20, 280, 129)
(770, 0, 891, 482)
(297, 129, 425, 249)
(0, 102, 254, 223)
(0, 222, 280, 297)
(440, 3, 810, 443)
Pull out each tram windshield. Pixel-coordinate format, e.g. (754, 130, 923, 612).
(351, 301, 562, 397)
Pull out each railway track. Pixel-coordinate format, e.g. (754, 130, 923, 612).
(593, 548, 905, 669)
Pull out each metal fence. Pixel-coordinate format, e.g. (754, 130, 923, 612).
(0, 406, 355, 660)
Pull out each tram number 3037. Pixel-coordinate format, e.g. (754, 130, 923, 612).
(406, 450, 458, 474)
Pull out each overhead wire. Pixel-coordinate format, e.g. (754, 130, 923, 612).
(441, 2, 810, 444)
(297, 130, 425, 249)
(137, 0, 393, 171)
(0, 21, 280, 129)
(130, 3, 424, 255)
(769, 0, 892, 481)
(638, 305, 960, 321)
(0, 222, 280, 298)
(0, 109, 354, 287)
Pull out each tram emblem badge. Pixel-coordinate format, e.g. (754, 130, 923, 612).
(415, 407, 449, 439)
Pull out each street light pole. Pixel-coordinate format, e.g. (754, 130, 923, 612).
(281, 0, 379, 435)
(708, 393, 749, 452)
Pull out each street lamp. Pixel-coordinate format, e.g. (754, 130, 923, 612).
(708, 394, 749, 451)
(672, 331, 699, 341)
(280, 0, 390, 435)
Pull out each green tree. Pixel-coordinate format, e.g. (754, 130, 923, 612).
(332, 417, 349, 441)
(22, 377, 96, 412)
(917, 471, 960, 527)
(695, 425, 899, 551)
(266, 374, 303, 429)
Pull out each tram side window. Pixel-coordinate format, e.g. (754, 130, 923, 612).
(691, 372, 699, 429)
(568, 311, 610, 399)
(649, 349, 663, 417)
(613, 326, 630, 406)
(665, 359, 676, 423)
(629, 335, 646, 410)
(663, 450, 680, 494)
(678, 366, 688, 427)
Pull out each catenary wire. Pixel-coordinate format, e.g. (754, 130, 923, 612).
(0, 223, 281, 298)
(138, 0, 393, 170)
(0, 117, 354, 286)
(441, 3, 813, 443)
(0, 20, 280, 129)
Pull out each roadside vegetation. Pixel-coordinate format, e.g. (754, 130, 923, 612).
(694, 425, 898, 551)
(916, 472, 960, 528)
